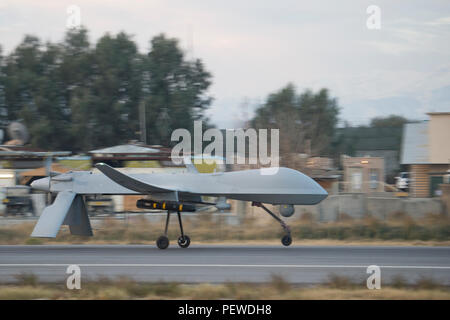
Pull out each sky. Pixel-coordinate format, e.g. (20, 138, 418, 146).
(1, 0, 449, 128)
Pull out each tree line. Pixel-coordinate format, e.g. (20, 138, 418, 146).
(0, 27, 408, 160)
(0, 27, 212, 151)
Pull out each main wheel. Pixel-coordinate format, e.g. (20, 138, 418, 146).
(281, 234, 292, 246)
(177, 235, 191, 248)
(156, 235, 169, 249)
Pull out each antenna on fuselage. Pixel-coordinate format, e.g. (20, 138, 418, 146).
(183, 156, 199, 174)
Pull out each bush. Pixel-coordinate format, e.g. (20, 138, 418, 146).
(325, 274, 356, 289)
(25, 238, 43, 245)
(14, 273, 39, 287)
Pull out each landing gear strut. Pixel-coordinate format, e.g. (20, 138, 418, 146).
(252, 202, 292, 246)
(176, 211, 190, 248)
(156, 210, 191, 249)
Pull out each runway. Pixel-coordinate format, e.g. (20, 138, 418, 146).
(0, 245, 449, 285)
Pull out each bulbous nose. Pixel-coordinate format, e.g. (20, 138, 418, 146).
(31, 177, 50, 192)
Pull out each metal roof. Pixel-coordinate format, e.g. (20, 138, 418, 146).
(89, 144, 159, 154)
(0, 151, 71, 157)
(400, 121, 429, 164)
(20, 163, 71, 177)
(334, 127, 403, 151)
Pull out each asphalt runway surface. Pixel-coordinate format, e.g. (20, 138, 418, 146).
(0, 245, 449, 285)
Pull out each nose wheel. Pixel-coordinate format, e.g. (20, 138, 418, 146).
(252, 202, 292, 246)
(156, 210, 191, 249)
(281, 234, 292, 246)
(178, 235, 191, 248)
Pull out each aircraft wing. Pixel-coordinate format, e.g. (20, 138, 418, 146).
(95, 163, 173, 194)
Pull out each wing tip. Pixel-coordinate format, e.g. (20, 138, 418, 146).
(95, 162, 112, 173)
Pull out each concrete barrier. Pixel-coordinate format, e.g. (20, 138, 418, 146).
(294, 193, 444, 221)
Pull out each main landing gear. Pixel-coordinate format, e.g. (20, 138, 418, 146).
(252, 202, 292, 246)
(156, 210, 191, 249)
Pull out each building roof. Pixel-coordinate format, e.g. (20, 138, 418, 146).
(400, 121, 429, 164)
(334, 127, 403, 151)
(20, 163, 71, 177)
(427, 112, 450, 116)
(89, 144, 160, 154)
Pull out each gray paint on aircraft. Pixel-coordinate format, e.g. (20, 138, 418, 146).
(30, 163, 327, 238)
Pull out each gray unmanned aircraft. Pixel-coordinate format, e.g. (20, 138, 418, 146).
(30, 160, 328, 249)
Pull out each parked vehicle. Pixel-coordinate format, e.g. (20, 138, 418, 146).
(85, 196, 114, 215)
(2, 186, 34, 216)
(395, 172, 409, 191)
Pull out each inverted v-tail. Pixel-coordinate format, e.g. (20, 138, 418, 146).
(95, 163, 173, 194)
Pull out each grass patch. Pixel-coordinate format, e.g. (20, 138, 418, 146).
(0, 212, 449, 245)
(1, 273, 449, 300)
(325, 274, 358, 289)
(14, 273, 39, 287)
(0, 286, 57, 300)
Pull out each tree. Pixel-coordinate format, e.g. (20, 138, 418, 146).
(251, 84, 339, 166)
(2, 36, 72, 149)
(297, 88, 339, 155)
(0, 29, 213, 152)
(142, 34, 213, 146)
(3, 35, 43, 123)
(0, 45, 7, 127)
(329, 114, 410, 173)
(370, 115, 408, 128)
(86, 32, 142, 149)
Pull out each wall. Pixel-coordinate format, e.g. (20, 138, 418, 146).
(428, 113, 450, 164)
(410, 164, 449, 198)
(410, 164, 430, 198)
(291, 193, 443, 221)
(0, 169, 17, 213)
(355, 150, 399, 177)
(343, 156, 385, 193)
(441, 184, 450, 215)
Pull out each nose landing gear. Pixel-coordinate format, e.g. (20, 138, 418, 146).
(176, 210, 190, 249)
(252, 202, 292, 246)
(178, 235, 191, 248)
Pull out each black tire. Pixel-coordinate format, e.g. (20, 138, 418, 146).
(177, 235, 191, 248)
(156, 235, 169, 249)
(281, 234, 292, 246)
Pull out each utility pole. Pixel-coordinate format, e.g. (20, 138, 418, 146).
(139, 99, 147, 145)
(140, 71, 150, 145)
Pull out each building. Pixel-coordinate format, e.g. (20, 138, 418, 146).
(304, 157, 340, 193)
(332, 126, 402, 181)
(0, 145, 71, 170)
(19, 163, 71, 184)
(400, 112, 450, 198)
(342, 156, 385, 193)
(89, 143, 175, 168)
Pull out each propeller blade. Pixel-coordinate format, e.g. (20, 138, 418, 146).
(44, 156, 52, 177)
(44, 156, 53, 205)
